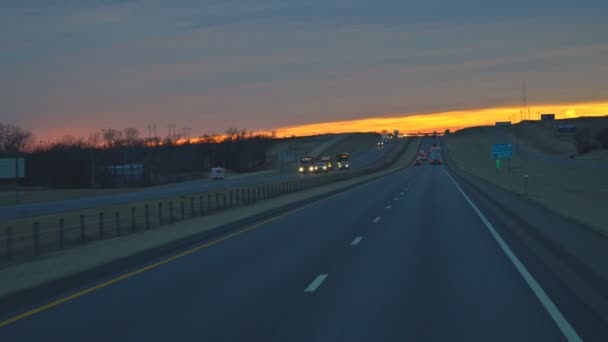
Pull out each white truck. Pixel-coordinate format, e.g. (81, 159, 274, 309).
(211, 167, 225, 180)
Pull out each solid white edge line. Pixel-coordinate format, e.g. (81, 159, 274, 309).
(385, 205, 392, 209)
(373, 216, 381, 223)
(442, 167, 582, 342)
(304, 274, 328, 293)
(351, 236, 363, 246)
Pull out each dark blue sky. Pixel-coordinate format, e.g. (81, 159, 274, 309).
(2, 1, 608, 138)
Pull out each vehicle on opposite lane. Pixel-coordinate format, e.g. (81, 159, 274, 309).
(298, 156, 315, 174)
(336, 153, 350, 170)
(314, 161, 329, 173)
(320, 156, 334, 171)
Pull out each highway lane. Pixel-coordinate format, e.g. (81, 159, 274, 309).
(1, 140, 598, 341)
(0, 141, 397, 221)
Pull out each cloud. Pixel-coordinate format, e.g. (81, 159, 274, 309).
(1, 1, 608, 138)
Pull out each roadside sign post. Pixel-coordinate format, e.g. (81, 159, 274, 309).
(491, 144, 512, 175)
(0, 158, 25, 204)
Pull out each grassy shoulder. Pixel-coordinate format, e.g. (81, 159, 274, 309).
(0, 137, 419, 298)
(444, 129, 608, 236)
(318, 133, 380, 159)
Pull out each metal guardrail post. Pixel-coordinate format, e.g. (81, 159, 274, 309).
(131, 207, 136, 232)
(99, 212, 104, 240)
(215, 193, 219, 210)
(59, 218, 65, 250)
(190, 197, 195, 216)
(80, 215, 86, 244)
(169, 200, 175, 223)
(6, 226, 12, 261)
(158, 202, 163, 225)
(230, 190, 234, 208)
(115, 212, 121, 236)
(180, 200, 185, 220)
(33, 221, 40, 257)
(145, 205, 150, 230)
(223, 192, 227, 208)
(199, 195, 203, 215)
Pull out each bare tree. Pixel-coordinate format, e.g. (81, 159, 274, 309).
(199, 132, 219, 144)
(86, 132, 102, 148)
(123, 127, 140, 146)
(55, 135, 86, 147)
(0, 122, 33, 153)
(225, 128, 247, 142)
(102, 128, 123, 148)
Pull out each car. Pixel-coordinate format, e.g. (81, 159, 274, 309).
(320, 156, 334, 171)
(413, 158, 422, 166)
(417, 150, 427, 160)
(314, 161, 329, 173)
(377, 141, 385, 147)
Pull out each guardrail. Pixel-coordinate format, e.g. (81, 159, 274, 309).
(0, 139, 412, 267)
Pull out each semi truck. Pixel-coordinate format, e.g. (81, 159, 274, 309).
(337, 153, 350, 170)
(298, 156, 315, 174)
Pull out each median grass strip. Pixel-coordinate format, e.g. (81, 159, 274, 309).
(0, 138, 419, 299)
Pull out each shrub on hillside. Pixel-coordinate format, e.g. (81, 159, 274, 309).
(596, 128, 608, 149)
(574, 128, 595, 155)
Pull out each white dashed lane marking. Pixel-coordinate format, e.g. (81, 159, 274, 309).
(304, 274, 328, 293)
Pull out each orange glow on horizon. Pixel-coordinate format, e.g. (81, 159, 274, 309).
(273, 100, 608, 137)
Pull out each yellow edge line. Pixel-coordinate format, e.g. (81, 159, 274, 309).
(0, 179, 369, 328)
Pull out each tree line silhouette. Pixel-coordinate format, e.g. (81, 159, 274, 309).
(0, 123, 273, 188)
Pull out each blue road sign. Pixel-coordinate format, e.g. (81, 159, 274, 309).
(492, 143, 513, 159)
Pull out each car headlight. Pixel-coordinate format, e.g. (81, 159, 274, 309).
(323, 166, 327, 170)
(299, 167, 304, 171)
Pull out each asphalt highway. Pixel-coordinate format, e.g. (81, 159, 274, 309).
(1, 140, 600, 341)
(0, 142, 396, 220)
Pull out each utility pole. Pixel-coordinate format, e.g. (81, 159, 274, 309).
(168, 124, 176, 139)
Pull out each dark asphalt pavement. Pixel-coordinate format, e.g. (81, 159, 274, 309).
(0, 143, 395, 220)
(1, 140, 598, 341)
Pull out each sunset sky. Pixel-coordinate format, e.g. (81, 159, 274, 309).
(2, 1, 608, 140)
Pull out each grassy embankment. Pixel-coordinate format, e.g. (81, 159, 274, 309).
(445, 118, 608, 235)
